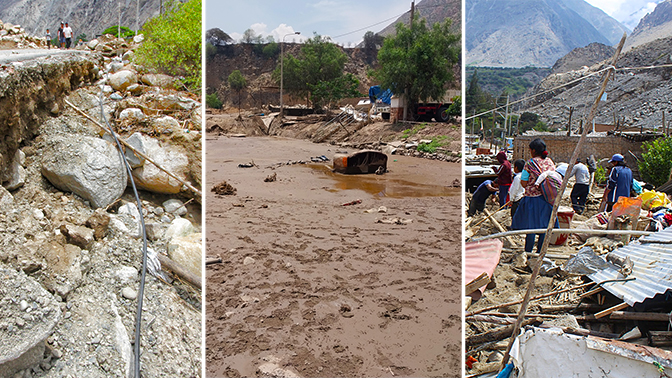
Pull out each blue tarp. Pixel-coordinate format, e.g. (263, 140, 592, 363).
(368, 86, 393, 105)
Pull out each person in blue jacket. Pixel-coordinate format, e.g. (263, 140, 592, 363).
(606, 153, 632, 212)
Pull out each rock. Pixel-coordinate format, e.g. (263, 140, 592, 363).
(118, 203, 141, 234)
(109, 216, 130, 234)
(0, 186, 13, 212)
(118, 108, 145, 123)
(59, 224, 94, 249)
(115, 266, 137, 284)
(152, 116, 180, 131)
(110, 92, 124, 100)
(19, 300, 28, 311)
(41, 242, 82, 298)
(5, 149, 26, 190)
(163, 199, 187, 216)
(109, 62, 124, 73)
(87, 39, 99, 50)
(130, 135, 190, 194)
(167, 233, 201, 276)
(133, 34, 144, 43)
(32, 209, 44, 220)
(382, 146, 397, 155)
(124, 132, 147, 168)
(243, 256, 255, 266)
(109, 70, 137, 92)
(153, 207, 164, 216)
(127, 84, 143, 96)
(140, 74, 176, 89)
(121, 287, 137, 300)
(85, 209, 110, 240)
(164, 218, 194, 240)
(145, 223, 164, 241)
(41, 135, 127, 208)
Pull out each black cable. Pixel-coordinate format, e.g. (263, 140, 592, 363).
(99, 79, 148, 378)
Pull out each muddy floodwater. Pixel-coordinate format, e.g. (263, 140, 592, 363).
(205, 136, 462, 378)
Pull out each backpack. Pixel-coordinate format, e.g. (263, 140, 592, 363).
(538, 171, 563, 204)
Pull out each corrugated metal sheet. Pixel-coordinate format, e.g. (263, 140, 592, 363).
(588, 226, 672, 306)
(465, 239, 503, 297)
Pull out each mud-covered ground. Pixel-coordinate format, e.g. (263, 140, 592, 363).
(205, 136, 462, 377)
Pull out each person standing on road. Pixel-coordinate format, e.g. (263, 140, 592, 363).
(606, 153, 632, 212)
(63, 22, 73, 49)
(568, 159, 591, 214)
(510, 138, 559, 253)
(45, 29, 51, 49)
(492, 151, 512, 207)
(57, 22, 64, 49)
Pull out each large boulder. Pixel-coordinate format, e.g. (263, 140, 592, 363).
(41, 135, 127, 208)
(109, 70, 137, 92)
(140, 74, 176, 89)
(4, 149, 26, 190)
(118, 108, 145, 123)
(130, 134, 190, 194)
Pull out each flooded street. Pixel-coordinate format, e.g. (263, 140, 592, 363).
(205, 136, 463, 377)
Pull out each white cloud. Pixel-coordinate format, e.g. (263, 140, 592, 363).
(270, 24, 307, 43)
(585, 0, 665, 29)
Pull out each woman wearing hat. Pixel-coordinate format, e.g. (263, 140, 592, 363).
(606, 153, 632, 212)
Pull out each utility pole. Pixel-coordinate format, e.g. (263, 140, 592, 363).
(504, 95, 510, 136)
(118, 0, 121, 39)
(136, 0, 139, 36)
(403, 1, 415, 122)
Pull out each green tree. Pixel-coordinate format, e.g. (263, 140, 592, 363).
(205, 93, 222, 109)
(102, 25, 135, 38)
(362, 31, 383, 64)
(228, 70, 247, 116)
(273, 34, 352, 110)
(639, 137, 672, 187)
(134, 0, 201, 93)
(261, 42, 279, 58)
(241, 28, 263, 44)
(309, 73, 361, 110)
(206, 42, 216, 61)
(76, 33, 87, 42)
(374, 16, 460, 120)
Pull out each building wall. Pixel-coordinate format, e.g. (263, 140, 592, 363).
(513, 134, 648, 179)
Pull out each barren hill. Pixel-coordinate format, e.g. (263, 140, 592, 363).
(624, 0, 672, 51)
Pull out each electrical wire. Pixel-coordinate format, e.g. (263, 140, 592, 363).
(466, 62, 672, 121)
(98, 72, 149, 378)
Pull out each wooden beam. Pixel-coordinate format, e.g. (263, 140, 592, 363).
(610, 311, 672, 322)
(466, 272, 491, 295)
(579, 286, 604, 299)
(157, 253, 201, 290)
(595, 302, 629, 319)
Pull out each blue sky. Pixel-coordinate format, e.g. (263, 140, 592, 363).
(205, 0, 416, 45)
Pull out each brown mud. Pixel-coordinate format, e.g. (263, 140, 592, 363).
(205, 136, 462, 377)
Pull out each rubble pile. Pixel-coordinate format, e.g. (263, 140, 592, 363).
(0, 32, 202, 377)
(465, 162, 672, 377)
(0, 20, 47, 49)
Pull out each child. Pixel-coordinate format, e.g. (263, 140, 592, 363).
(45, 29, 51, 49)
(509, 159, 526, 221)
(468, 179, 498, 217)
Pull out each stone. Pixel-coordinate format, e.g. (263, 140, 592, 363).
(382, 146, 397, 155)
(127, 84, 143, 96)
(110, 92, 123, 100)
(167, 233, 201, 276)
(5, 149, 26, 190)
(115, 266, 137, 284)
(40, 242, 82, 298)
(109, 62, 124, 73)
(109, 216, 130, 234)
(133, 34, 144, 43)
(164, 218, 194, 240)
(144, 223, 164, 241)
(118, 108, 145, 123)
(152, 116, 180, 131)
(121, 287, 137, 300)
(163, 199, 187, 216)
(87, 39, 99, 50)
(130, 135, 190, 194)
(124, 132, 147, 168)
(41, 135, 127, 209)
(85, 208, 110, 240)
(243, 256, 255, 266)
(59, 224, 94, 249)
(118, 203, 141, 235)
(32, 209, 44, 220)
(140, 74, 176, 89)
(0, 186, 13, 212)
(19, 300, 28, 311)
(108, 70, 137, 92)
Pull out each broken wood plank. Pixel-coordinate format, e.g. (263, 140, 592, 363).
(609, 311, 672, 322)
(484, 209, 516, 247)
(466, 318, 541, 347)
(579, 286, 605, 299)
(206, 256, 222, 265)
(649, 331, 672, 347)
(539, 304, 608, 314)
(157, 254, 201, 290)
(594, 302, 629, 319)
(465, 272, 491, 295)
(539, 324, 620, 339)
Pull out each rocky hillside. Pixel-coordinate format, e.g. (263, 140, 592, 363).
(376, 0, 462, 35)
(466, 0, 627, 67)
(0, 0, 163, 41)
(521, 36, 672, 130)
(550, 42, 615, 74)
(624, 0, 672, 51)
(0, 35, 202, 377)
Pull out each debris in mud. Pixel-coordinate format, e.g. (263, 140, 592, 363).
(212, 180, 237, 195)
(451, 178, 461, 187)
(377, 217, 413, 225)
(364, 206, 388, 213)
(342, 199, 362, 206)
(339, 304, 354, 318)
(264, 172, 277, 182)
(238, 161, 257, 168)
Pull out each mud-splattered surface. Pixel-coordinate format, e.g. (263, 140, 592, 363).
(205, 136, 462, 378)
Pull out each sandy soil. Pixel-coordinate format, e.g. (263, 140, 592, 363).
(205, 136, 462, 378)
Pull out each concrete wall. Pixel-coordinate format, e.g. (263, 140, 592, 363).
(513, 134, 653, 179)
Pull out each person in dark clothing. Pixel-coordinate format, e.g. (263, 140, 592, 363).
(568, 159, 591, 214)
(509, 159, 526, 220)
(468, 179, 498, 217)
(57, 22, 64, 49)
(492, 151, 512, 207)
(606, 153, 632, 212)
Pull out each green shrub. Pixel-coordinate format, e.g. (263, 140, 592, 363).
(448, 95, 461, 116)
(639, 137, 672, 187)
(595, 165, 606, 185)
(102, 25, 135, 38)
(134, 0, 201, 93)
(417, 135, 449, 153)
(205, 93, 222, 109)
(262, 42, 279, 58)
